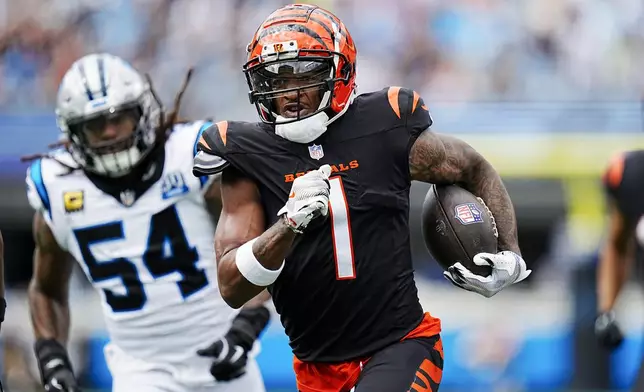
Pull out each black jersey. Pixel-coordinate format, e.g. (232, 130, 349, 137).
(603, 149, 644, 221)
(603, 148, 644, 279)
(194, 87, 441, 362)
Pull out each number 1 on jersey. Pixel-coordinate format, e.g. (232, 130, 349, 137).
(328, 177, 356, 280)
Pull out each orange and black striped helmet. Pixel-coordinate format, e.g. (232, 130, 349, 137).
(243, 4, 357, 124)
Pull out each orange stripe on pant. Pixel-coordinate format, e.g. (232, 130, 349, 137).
(293, 312, 442, 392)
(410, 357, 443, 392)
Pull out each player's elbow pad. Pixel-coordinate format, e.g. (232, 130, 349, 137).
(192, 151, 229, 176)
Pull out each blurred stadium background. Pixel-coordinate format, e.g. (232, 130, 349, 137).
(1, 0, 643, 391)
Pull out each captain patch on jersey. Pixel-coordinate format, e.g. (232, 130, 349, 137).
(63, 191, 84, 213)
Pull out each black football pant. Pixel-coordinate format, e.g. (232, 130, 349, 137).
(354, 335, 444, 392)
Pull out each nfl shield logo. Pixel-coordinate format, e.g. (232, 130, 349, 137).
(308, 144, 324, 160)
(120, 190, 136, 207)
(454, 203, 484, 225)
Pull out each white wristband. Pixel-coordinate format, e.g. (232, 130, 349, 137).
(235, 238, 285, 287)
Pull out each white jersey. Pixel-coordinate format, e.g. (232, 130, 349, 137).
(26, 121, 236, 363)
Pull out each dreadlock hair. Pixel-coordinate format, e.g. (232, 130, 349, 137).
(20, 68, 194, 177)
(150, 67, 193, 144)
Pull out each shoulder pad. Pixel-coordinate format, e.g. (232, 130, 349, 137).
(603, 152, 626, 192)
(195, 120, 228, 155)
(387, 87, 433, 123)
(604, 150, 644, 193)
(25, 159, 52, 217)
(382, 87, 433, 139)
(192, 120, 230, 176)
(193, 150, 229, 176)
(176, 120, 210, 157)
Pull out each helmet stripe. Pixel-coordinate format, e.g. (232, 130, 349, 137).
(76, 62, 94, 101)
(97, 56, 107, 97)
(309, 16, 334, 39)
(315, 9, 341, 28)
(258, 24, 327, 49)
(264, 12, 310, 24)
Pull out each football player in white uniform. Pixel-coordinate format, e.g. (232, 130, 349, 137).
(24, 53, 269, 392)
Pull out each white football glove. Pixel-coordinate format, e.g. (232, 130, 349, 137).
(278, 164, 331, 233)
(443, 251, 531, 298)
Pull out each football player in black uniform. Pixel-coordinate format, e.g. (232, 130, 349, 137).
(193, 4, 531, 392)
(596, 150, 644, 390)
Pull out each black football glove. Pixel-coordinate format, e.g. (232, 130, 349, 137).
(595, 311, 625, 350)
(197, 306, 270, 382)
(34, 339, 81, 392)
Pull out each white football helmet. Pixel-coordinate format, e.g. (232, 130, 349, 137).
(56, 53, 163, 177)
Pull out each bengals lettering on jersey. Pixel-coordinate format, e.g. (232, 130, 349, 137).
(194, 88, 441, 362)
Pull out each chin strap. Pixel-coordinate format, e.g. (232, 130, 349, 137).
(275, 111, 330, 144)
(274, 90, 356, 144)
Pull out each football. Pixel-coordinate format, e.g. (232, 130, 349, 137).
(420, 184, 498, 277)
